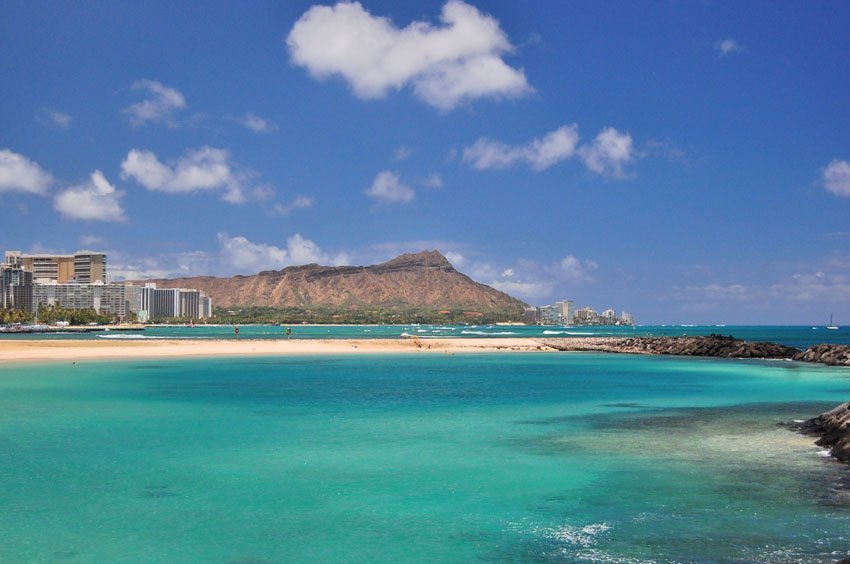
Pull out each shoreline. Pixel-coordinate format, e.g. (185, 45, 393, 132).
(0, 337, 560, 363)
(1, 335, 848, 365)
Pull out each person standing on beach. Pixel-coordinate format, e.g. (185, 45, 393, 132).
(286, 327, 292, 339)
(234, 326, 240, 340)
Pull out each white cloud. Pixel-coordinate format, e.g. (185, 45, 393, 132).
(37, 108, 72, 128)
(491, 279, 554, 300)
(444, 251, 465, 268)
(578, 127, 635, 177)
(121, 146, 256, 203)
(272, 195, 315, 216)
(232, 113, 278, 133)
(673, 283, 752, 302)
(79, 235, 107, 248)
(54, 170, 127, 222)
(365, 170, 415, 203)
(770, 271, 850, 302)
(0, 149, 54, 194)
(463, 124, 579, 171)
(552, 255, 599, 282)
(822, 159, 850, 198)
(394, 146, 413, 161)
(466, 253, 598, 302)
(716, 38, 741, 56)
(286, 0, 532, 110)
(123, 79, 187, 126)
(217, 233, 349, 273)
(419, 172, 444, 188)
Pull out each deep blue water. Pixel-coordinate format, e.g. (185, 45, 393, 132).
(1, 353, 849, 561)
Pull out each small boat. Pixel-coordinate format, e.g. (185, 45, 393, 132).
(827, 314, 839, 330)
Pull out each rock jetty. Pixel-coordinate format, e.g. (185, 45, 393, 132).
(541, 334, 850, 368)
(798, 402, 850, 462)
(793, 344, 850, 367)
(540, 334, 799, 360)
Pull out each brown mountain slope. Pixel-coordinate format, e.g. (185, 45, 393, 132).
(143, 250, 528, 311)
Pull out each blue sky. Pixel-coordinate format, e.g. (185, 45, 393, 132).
(1, 0, 849, 324)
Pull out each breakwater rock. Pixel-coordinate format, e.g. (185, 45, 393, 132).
(798, 402, 850, 463)
(793, 344, 850, 367)
(541, 334, 800, 360)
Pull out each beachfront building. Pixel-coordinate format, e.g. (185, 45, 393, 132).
(5, 250, 107, 284)
(137, 283, 212, 321)
(538, 305, 560, 325)
(31, 282, 138, 321)
(555, 300, 573, 325)
(0, 264, 33, 311)
(525, 300, 635, 326)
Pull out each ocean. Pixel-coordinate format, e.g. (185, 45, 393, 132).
(1, 351, 849, 561)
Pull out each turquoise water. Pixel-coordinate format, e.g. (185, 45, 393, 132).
(1, 353, 850, 561)
(3, 324, 849, 349)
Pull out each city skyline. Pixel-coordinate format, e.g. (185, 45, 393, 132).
(1, 1, 849, 324)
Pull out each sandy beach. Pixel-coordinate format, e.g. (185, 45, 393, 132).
(0, 337, 575, 363)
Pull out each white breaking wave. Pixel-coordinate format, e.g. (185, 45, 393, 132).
(460, 330, 518, 335)
(97, 334, 180, 340)
(551, 523, 612, 547)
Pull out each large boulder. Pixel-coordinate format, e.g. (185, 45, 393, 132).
(800, 402, 850, 462)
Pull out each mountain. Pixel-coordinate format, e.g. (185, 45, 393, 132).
(141, 250, 528, 313)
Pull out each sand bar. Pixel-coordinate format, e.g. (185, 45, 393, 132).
(0, 337, 586, 363)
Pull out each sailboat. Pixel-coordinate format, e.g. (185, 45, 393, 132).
(827, 314, 839, 330)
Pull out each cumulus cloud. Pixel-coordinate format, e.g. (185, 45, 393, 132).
(394, 146, 413, 161)
(286, 0, 532, 110)
(217, 232, 349, 273)
(0, 149, 54, 194)
(822, 159, 850, 198)
(271, 195, 315, 216)
(673, 283, 752, 302)
(491, 279, 554, 300)
(716, 38, 741, 56)
(463, 124, 639, 177)
(469, 253, 598, 301)
(232, 113, 278, 133)
(770, 271, 850, 302)
(419, 172, 444, 188)
(37, 108, 72, 128)
(54, 170, 127, 222)
(463, 124, 579, 171)
(121, 146, 256, 203)
(551, 255, 599, 282)
(123, 79, 187, 126)
(444, 251, 465, 268)
(365, 170, 415, 203)
(79, 235, 107, 248)
(578, 127, 635, 177)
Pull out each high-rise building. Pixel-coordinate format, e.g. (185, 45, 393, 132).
(523, 306, 540, 324)
(5, 250, 107, 284)
(73, 252, 107, 284)
(137, 284, 212, 320)
(0, 265, 33, 311)
(538, 305, 559, 325)
(555, 300, 574, 325)
(31, 282, 136, 321)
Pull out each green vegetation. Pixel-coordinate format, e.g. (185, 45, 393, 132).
(0, 308, 33, 324)
(37, 304, 111, 325)
(211, 305, 524, 325)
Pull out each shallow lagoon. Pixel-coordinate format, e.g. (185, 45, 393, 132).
(1, 353, 849, 561)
